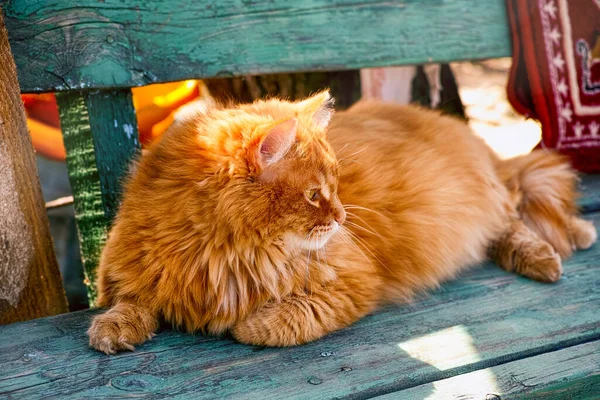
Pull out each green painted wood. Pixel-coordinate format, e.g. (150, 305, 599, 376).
(1, 211, 599, 399)
(56, 93, 107, 306)
(378, 341, 600, 399)
(86, 90, 140, 222)
(3, 0, 511, 93)
(56, 90, 140, 305)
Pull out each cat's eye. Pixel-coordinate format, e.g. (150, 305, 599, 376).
(306, 188, 320, 202)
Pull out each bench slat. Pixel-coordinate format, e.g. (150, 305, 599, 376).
(56, 90, 140, 305)
(378, 340, 600, 399)
(4, 0, 511, 93)
(1, 210, 599, 399)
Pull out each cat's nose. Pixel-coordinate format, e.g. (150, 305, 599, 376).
(334, 208, 346, 225)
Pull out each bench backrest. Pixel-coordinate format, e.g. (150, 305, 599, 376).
(3, 0, 511, 305)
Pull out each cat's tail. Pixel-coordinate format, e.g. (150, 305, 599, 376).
(496, 150, 596, 259)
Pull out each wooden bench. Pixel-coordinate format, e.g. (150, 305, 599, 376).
(1, 1, 600, 398)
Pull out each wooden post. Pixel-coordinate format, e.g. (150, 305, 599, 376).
(0, 13, 67, 324)
(56, 89, 140, 306)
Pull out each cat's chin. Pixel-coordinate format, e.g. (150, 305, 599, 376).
(301, 237, 332, 251)
(286, 223, 340, 251)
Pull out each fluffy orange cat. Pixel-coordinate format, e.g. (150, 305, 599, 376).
(89, 91, 597, 354)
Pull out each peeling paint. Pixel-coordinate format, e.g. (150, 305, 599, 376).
(123, 124, 134, 139)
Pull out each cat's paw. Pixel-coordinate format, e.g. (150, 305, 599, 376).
(520, 241, 563, 283)
(88, 309, 156, 355)
(231, 303, 314, 347)
(231, 316, 290, 347)
(570, 217, 597, 250)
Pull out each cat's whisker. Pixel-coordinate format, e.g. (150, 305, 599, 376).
(338, 159, 364, 167)
(311, 233, 331, 294)
(343, 227, 393, 275)
(335, 143, 351, 157)
(345, 211, 383, 237)
(338, 146, 367, 162)
(314, 235, 322, 263)
(337, 146, 367, 168)
(318, 236, 330, 269)
(337, 228, 379, 274)
(345, 220, 383, 239)
(343, 204, 389, 220)
(338, 228, 369, 264)
(304, 230, 313, 290)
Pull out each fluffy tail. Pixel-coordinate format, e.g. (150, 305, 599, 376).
(496, 150, 595, 258)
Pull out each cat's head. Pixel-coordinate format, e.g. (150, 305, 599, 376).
(174, 90, 346, 251)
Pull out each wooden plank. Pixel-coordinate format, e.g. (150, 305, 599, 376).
(377, 341, 600, 399)
(3, 0, 511, 93)
(0, 12, 67, 324)
(1, 211, 599, 399)
(56, 90, 140, 305)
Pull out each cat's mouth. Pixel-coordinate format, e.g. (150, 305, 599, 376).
(312, 224, 336, 236)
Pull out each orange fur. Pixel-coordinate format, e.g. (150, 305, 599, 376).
(89, 92, 596, 353)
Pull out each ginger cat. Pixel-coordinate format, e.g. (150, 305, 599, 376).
(88, 91, 597, 354)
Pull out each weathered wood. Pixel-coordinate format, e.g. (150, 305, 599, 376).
(0, 13, 67, 324)
(1, 210, 599, 398)
(380, 341, 600, 399)
(56, 90, 140, 305)
(3, 0, 511, 93)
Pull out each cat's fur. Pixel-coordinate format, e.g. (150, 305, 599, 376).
(89, 91, 597, 354)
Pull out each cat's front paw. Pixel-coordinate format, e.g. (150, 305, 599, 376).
(231, 297, 327, 347)
(88, 308, 156, 355)
(231, 317, 291, 347)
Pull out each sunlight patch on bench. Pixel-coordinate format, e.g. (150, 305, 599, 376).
(398, 325, 500, 398)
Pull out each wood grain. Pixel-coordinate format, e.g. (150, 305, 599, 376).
(0, 13, 67, 324)
(378, 341, 600, 399)
(1, 210, 599, 399)
(3, 0, 512, 93)
(56, 90, 140, 305)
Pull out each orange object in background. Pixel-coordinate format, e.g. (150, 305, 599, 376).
(132, 80, 202, 145)
(23, 94, 66, 161)
(27, 118, 66, 161)
(22, 80, 210, 161)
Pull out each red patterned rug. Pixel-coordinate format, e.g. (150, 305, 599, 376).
(507, 0, 600, 171)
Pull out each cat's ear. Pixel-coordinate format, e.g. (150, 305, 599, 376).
(297, 90, 335, 129)
(256, 118, 298, 168)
